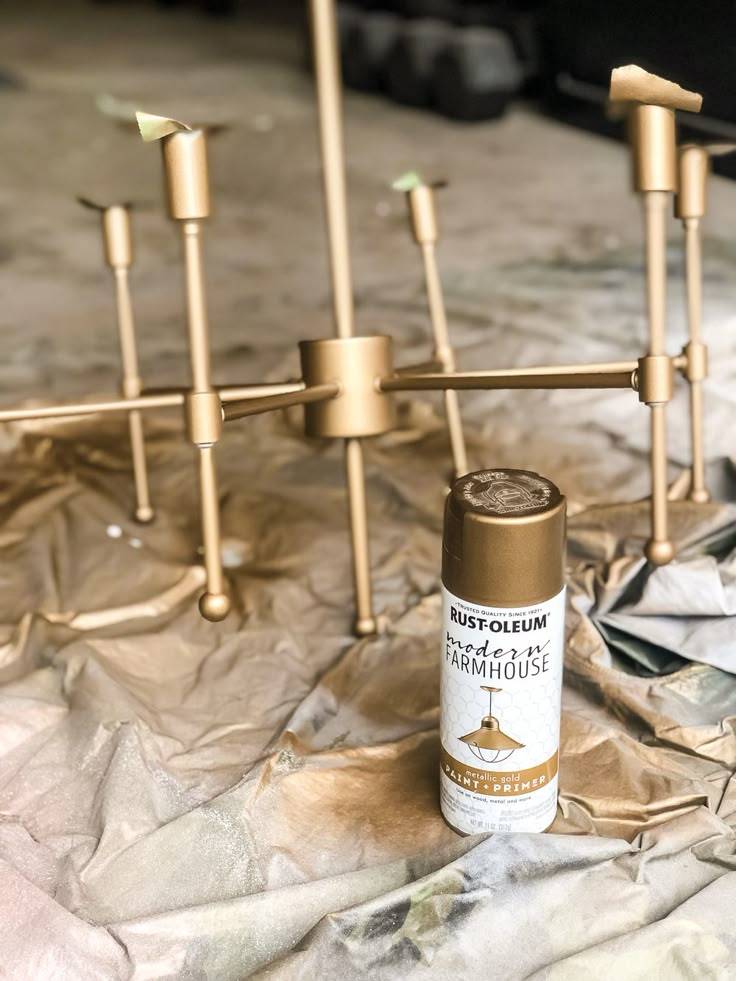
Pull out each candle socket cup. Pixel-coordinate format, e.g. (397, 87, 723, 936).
(162, 130, 211, 220)
(630, 104, 677, 193)
(407, 184, 438, 244)
(102, 206, 133, 268)
(675, 145, 710, 220)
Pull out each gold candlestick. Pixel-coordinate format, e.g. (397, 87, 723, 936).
(673, 142, 736, 503)
(80, 198, 154, 524)
(610, 65, 703, 566)
(139, 113, 230, 621)
(395, 173, 468, 478)
(676, 143, 710, 503)
(102, 205, 155, 524)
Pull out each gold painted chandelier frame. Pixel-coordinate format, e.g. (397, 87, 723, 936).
(2, 3, 719, 634)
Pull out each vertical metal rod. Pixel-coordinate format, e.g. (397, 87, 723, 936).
(310, 0, 379, 634)
(650, 404, 669, 541)
(684, 220, 703, 347)
(309, 0, 354, 340)
(181, 219, 229, 620)
(684, 217, 709, 502)
(114, 267, 154, 523)
(688, 382, 707, 500)
(421, 241, 468, 477)
(643, 190, 674, 564)
(182, 221, 213, 392)
(645, 192, 668, 358)
(198, 444, 226, 598)
(345, 437, 377, 636)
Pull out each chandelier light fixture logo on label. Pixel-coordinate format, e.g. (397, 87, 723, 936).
(459, 686, 524, 764)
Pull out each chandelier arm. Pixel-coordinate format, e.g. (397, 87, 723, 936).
(379, 361, 640, 392)
(0, 392, 185, 424)
(139, 382, 306, 401)
(218, 382, 305, 402)
(394, 359, 444, 377)
(222, 383, 339, 423)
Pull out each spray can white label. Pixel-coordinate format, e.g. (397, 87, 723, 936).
(440, 585, 565, 834)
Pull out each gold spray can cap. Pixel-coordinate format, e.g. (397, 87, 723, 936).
(442, 469, 566, 607)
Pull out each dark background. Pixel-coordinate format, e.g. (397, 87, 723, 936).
(83, 1, 736, 166)
(3, 0, 734, 170)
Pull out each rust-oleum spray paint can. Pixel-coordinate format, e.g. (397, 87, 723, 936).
(440, 469, 566, 835)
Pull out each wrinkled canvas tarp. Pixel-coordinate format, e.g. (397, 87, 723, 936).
(1, 4, 736, 975)
(0, 405, 734, 980)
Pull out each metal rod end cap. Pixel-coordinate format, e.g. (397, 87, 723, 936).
(354, 616, 380, 636)
(688, 489, 711, 504)
(199, 591, 230, 621)
(645, 539, 675, 566)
